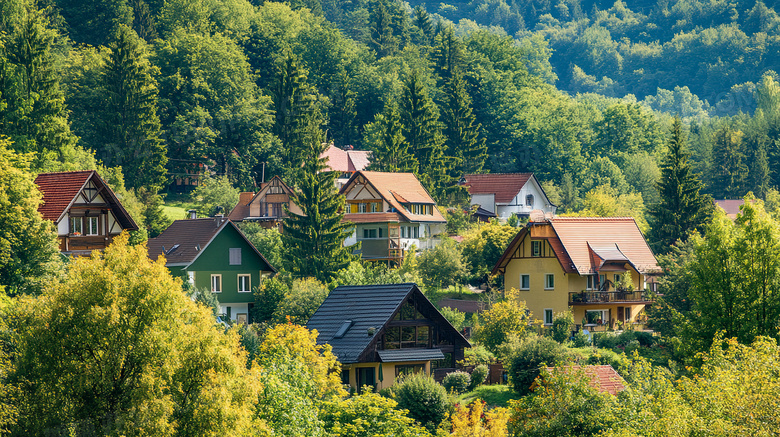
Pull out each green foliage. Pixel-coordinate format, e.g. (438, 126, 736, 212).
(0, 139, 60, 295)
(417, 238, 466, 290)
(442, 370, 471, 394)
(507, 335, 571, 394)
(273, 277, 329, 324)
(329, 260, 416, 288)
(391, 373, 452, 432)
(550, 310, 574, 344)
(456, 384, 520, 409)
(468, 364, 489, 391)
(461, 345, 496, 367)
(191, 175, 240, 217)
(473, 289, 530, 355)
(320, 392, 432, 437)
(7, 234, 259, 435)
(439, 306, 466, 331)
(364, 101, 418, 173)
(188, 285, 221, 318)
(459, 220, 518, 278)
(509, 366, 618, 437)
(253, 274, 289, 323)
(238, 222, 284, 271)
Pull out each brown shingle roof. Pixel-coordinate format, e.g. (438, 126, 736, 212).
(341, 171, 445, 223)
(35, 171, 93, 221)
(550, 217, 660, 275)
(544, 365, 625, 395)
(148, 218, 226, 265)
(228, 192, 255, 221)
(34, 170, 138, 230)
(462, 173, 533, 203)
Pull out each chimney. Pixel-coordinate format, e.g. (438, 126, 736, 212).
(188, 209, 197, 219)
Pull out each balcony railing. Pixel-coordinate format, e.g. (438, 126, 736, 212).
(569, 290, 653, 305)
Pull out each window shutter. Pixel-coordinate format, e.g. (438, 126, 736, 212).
(229, 248, 242, 265)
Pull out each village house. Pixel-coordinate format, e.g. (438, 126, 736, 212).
(147, 215, 276, 323)
(461, 173, 556, 221)
(492, 216, 661, 331)
(34, 170, 138, 255)
(321, 144, 371, 189)
(340, 171, 446, 265)
(306, 283, 470, 391)
(228, 175, 302, 228)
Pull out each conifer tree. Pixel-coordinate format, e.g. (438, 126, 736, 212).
(432, 26, 464, 82)
(711, 124, 748, 199)
(648, 117, 712, 253)
(367, 102, 418, 173)
(399, 69, 447, 199)
(368, 0, 397, 57)
(328, 67, 358, 147)
(412, 6, 434, 45)
(282, 117, 355, 282)
(442, 69, 486, 176)
(100, 25, 166, 192)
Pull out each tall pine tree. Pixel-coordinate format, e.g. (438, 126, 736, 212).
(366, 101, 418, 173)
(431, 26, 464, 83)
(367, 0, 397, 58)
(282, 116, 355, 282)
(649, 117, 712, 253)
(442, 69, 486, 176)
(399, 69, 448, 199)
(711, 124, 748, 199)
(100, 25, 166, 192)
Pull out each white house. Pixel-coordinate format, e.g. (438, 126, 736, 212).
(462, 173, 557, 220)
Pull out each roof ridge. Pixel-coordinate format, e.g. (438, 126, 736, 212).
(464, 172, 534, 176)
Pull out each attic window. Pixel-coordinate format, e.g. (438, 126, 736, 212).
(334, 320, 354, 339)
(229, 248, 242, 265)
(526, 194, 534, 206)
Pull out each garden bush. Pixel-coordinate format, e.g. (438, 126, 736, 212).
(392, 373, 451, 431)
(443, 370, 471, 394)
(469, 364, 489, 390)
(551, 310, 574, 343)
(507, 335, 571, 394)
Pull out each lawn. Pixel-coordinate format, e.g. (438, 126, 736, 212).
(456, 384, 520, 408)
(162, 193, 193, 221)
(162, 204, 188, 221)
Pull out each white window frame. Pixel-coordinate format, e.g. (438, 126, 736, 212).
(211, 274, 222, 293)
(586, 275, 595, 290)
(86, 216, 100, 235)
(238, 274, 251, 293)
(520, 274, 530, 290)
(544, 308, 553, 325)
(229, 248, 242, 266)
(585, 309, 608, 325)
(70, 217, 83, 235)
(187, 271, 195, 285)
(532, 240, 541, 257)
(545, 274, 555, 290)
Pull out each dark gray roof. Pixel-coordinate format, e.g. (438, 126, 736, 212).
(307, 283, 415, 364)
(378, 349, 444, 362)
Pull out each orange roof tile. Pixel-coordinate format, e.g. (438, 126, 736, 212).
(463, 173, 533, 203)
(341, 171, 446, 223)
(34, 171, 93, 221)
(321, 145, 371, 173)
(544, 365, 625, 395)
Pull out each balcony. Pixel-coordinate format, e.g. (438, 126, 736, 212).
(569, 290, 653, 305)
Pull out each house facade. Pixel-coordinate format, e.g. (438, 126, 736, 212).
(306, 283, 470, 391)
(227, 175, 302, 228)
(492, 217, 660, 331)
(462, 173, 557, 220)
(147, 217, 276, 323)
(340, 171, 446, 265)
(34, 170, 138, 255)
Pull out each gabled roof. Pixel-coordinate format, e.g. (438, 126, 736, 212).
(340, 171, 446, 223)
(542, 365, 625, 395)
(306, 283, 469, 364)
(227, 175, 296, 221)
(493, 217, 660, 276)
(321, 145, 371, 173)
(34, 170, 138, 229)
(714, 199, 754, 220)
(147, 217, 276, 271)
(462, 173, 533, 204)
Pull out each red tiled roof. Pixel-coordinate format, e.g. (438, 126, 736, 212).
(347, 150, 371, 172)
(34, 171, 93, 221)
(544, 365, 625, 395)
(549, 217, 659, 275)
(321, 145, 371, 173)
(341, 171, 446, 223)
(714, 199, 755, 219)
(462, 173, 533, 203)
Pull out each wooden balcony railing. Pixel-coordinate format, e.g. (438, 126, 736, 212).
(569, 290, 653, 305)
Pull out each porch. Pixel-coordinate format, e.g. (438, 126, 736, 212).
(569, 290, 653, 305)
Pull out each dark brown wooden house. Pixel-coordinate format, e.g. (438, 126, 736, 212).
(306, 283, 470, 391)
(227, 175, 302, 228)
(35, 170, 138, 255)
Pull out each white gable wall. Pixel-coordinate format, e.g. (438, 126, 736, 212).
(496, 177, 556, 218)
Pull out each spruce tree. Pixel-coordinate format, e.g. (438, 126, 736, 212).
(711, 124, 748, 199)
(431, 26, 464, 82)
(100, 25, 167, 192)
(368, 0, 397, 58)
(367, 102, 418, 173)
(399, 69, 447, 199)
(649, 117, 712, 253)
(442, 69, 486, 176)
(282, 117, 355, 282)
(412, 6, 434, 45)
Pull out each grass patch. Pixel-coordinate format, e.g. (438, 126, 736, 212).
(162, 205, 188, 221)
(456, 384, 520, 408)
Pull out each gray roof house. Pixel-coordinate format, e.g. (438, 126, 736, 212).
(306, 283, 470, 391)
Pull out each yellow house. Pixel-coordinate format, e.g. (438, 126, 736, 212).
(306, 283, 470, 391)
(492, 217, 661, 330)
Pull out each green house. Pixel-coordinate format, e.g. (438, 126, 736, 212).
(148, 217, 276, 323)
